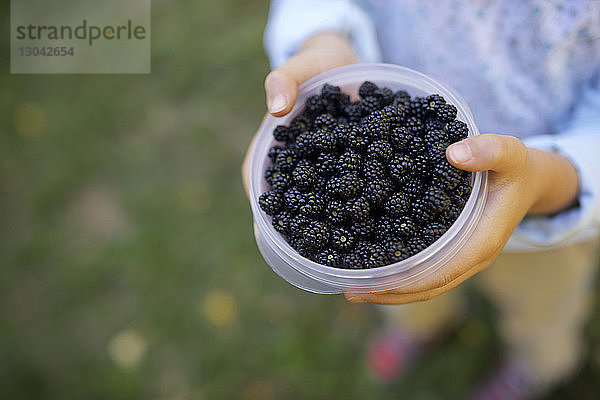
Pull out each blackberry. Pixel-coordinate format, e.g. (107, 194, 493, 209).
(321, 83, 342, 101)
(424, 118, 444, 132)
(393, 90, 411, 106)
(383, 192, 409, 217)
(289, 114, 312, 138)
(346, 196, 371, 222)
(294, 131, 316, 158)
(390, 126, 410, 151)
(436, 103, 458, 123)
(314, 113, 337, 131)
(362, 159, 386, 181)
(357, 242, 389, 268)
(321, 86, 348, 114)
(273, 125, 290, 142)
(359, 81, 379, 98)
(268, 145, 284, 161)
(460, 170, 472, 183)
(313, 129, 337, 152)
(369, 107, 393, 123)
(406, 236, 428, 257)
(327, 172, 363, 199)
(422, 222, 447, 245)
(412, 154, 430, 176)
(408, 97, 428, 119)
(383, 237, 410, 262)
(383, 104, 406, 124)
(325, 199, 347, 226)
(264, 162, 280, 183)
(275, 148, 298, 172)
(393, 216, 416, 238)
(270, 171, 291, 191)
(292, 160, 317, 190)
(405, 116, 424, 136)
(338, 92, 351, 106)
(424, 129, 451, 148)
(316, 152, 338, 177)
(361, 96, 380, 114)
(351, 218, 374, 239)
(259, 190, 283, 216)
(263, 164, 282, 184)
(337, 150, 362, 172)
(454, 178, 473, 198)
(367, 140, 393, 161)
(375, 215, 395, 240)
(289, 237, 314, 259)
(302, 220, 330, 249)
(408, 136, 426, 155)
(348, 125, 369, 153)
(344, 102, 363, 122)
(402, 179, 424, 200)
(451, 193, 467, 212)
(342, 250, 364, 269)
(305, 95, 324, 115)
(331, 228, 356, 253)
(313, 179, 329, 200)
(440, 203, 462, 226)
(333, 123, 352, 147)
(445, 120, 469, 141)
(428, 142, 448, 166)
(412, 187, 451, 221)
(425, 94, 446, 114)
(315, 248, 341, 267)
(299, 192, 325, 217)
(388, 155, 414, 184)
(432, 161, 462, 190)
(288, 214, 310, 238)
(364, 178, 393, 206)
(364, 118, 390, 141)
(272, 211, 292, 235)
(284, 186, 306, 214)
(379, 87, 394, 106)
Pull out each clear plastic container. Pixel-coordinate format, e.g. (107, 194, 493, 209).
(249, 63, 488, 294)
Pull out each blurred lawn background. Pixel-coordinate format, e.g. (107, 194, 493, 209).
(2, 0, 600, 399)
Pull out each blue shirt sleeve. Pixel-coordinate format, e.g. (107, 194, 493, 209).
(264, 0, 382, 68)
(505, 75, 600, 251)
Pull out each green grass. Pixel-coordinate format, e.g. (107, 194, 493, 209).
(1, 1, 600, 399)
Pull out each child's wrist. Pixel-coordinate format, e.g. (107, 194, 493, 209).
(526, 148, 579, 215)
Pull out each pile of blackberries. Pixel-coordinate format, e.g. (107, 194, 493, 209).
(259, 81, 472, 269)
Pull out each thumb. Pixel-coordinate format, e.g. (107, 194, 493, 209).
(446, 134, 529, 176)
(264, 52, 331, 117)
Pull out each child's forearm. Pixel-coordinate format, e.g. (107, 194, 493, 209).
(527, 148, 579, 215)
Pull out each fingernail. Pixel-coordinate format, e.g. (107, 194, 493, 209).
(448, 142, 472, 164)
(268, 94, 287, 114)
(346, 295, 365, 303)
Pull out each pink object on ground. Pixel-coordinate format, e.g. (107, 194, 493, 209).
(366, 329, 423, 382)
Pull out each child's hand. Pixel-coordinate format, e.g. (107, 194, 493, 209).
(242, 33, 358, 197)
(263, 32, 359, 117)
(345, 134, 580, 305)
